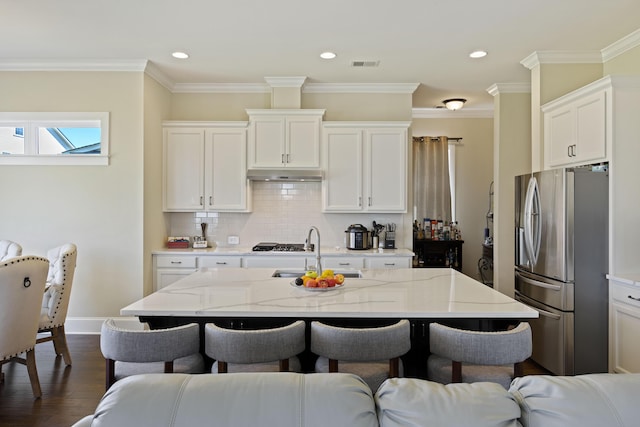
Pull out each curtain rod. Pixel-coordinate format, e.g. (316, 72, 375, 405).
(412, 136, 463, 143)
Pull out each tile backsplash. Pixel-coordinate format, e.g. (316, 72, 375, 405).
(168, 181, 406, 248)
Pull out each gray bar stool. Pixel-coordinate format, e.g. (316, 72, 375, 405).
(205, 321, 306, 373)
(310, 319, 411, 392)
(428, 322, 532, 389)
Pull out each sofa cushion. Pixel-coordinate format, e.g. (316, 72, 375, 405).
(510, 373, 640, 427)
(376, 377, 521, 427)
(81, 372, 378, 427)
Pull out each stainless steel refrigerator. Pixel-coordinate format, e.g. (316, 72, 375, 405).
(514, 165, 608, 375)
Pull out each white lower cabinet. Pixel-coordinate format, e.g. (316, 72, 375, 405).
(365, 257, 411, 269)
(153, 253, 413, 290)
(242, 256, 313, 269)
(198, 256, 242, 268)
(153, 254, 242, 290)
(154, 255, 197, 290)
(609, 279, 640, 373)
(323, 257, 365, 269)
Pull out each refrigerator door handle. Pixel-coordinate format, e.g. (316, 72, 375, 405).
(516, 292, 562, 320)
(524, 177, 541, 266)
(518, 273, 562, 292)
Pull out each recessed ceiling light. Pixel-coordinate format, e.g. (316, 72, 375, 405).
(172, 51, 189, 59)
(320, 51, 337, 60)
(469, 50, 487, 59)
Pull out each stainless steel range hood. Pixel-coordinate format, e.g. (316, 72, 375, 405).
(246, 169, 323, 182)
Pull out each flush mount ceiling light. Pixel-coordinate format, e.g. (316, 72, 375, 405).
(320, 51, 337, 59)
(172, 51, 189, 59)
(469, 50, 487, 59)
(443, 98, 467, 111)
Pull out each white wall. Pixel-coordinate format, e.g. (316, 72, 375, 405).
(0, 71, 145, 331)
(143, 74, 172, 296)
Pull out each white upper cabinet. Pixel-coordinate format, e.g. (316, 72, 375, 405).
(163, 122, 251, 212)
(543, 81, 608, 169)
(246, 109, 325, 169)
(164, 127, 205, 211)
(322, 122, 409, 213)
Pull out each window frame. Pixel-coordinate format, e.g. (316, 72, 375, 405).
(0, 112, 109, 165)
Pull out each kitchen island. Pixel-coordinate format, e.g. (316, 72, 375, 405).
(122, 267, 537, 376)
(123, 267, 536, 320)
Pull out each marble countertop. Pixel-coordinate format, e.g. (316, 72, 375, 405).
(607, 273, 640, 287)
(121, 268, 538, 319)
(153, 247, 414, 257)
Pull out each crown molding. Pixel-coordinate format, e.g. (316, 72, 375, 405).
(602, 28, 640, 62)
(412, 107, 493, 119)
(171, 82, 270, 93)
(520, 51, 603, 69)
(487, 83, 531, 97)
(304, 83, 419, 94)
(0, 58, 148, 72)
(144, 61, 174, 91)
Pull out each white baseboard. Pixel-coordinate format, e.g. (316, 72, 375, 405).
(64, 317, 146, 334)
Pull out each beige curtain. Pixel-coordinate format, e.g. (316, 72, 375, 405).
(413, 136, 451, 223)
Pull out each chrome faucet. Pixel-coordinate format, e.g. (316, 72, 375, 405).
(304, 226, 322, 274)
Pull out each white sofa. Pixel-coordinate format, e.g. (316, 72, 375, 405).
(73, 372, 640, 427)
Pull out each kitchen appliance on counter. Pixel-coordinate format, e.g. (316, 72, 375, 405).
(251, 242, 313, 252)
(514, 165, 608, 376)
(345, 224, 371, 250)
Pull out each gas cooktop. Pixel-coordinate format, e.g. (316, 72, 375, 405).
(251, 242, 313, 252)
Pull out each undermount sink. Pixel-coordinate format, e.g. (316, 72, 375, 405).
(272, 269, 363, 278)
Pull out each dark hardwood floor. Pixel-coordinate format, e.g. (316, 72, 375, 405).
(0, 335, 104, 427)
(0, 334, 551, 427)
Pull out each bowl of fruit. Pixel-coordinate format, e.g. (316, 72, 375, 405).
(290, 269, 345, 291)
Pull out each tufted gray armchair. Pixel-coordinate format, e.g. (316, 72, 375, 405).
(0, 256, 50, 398)
(37, 243, 77, 365)
(0, 240, 22, 261)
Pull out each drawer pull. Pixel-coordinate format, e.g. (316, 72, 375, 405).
(216, 262, 227, 265)
(628, 295, 640, 302)
(384, 263, 396, 266)
(170, 261, 182, 265)
(339, 262, 351, 266)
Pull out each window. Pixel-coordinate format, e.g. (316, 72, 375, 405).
(448, 144, 456, 222)
(0, 112, 109, 165)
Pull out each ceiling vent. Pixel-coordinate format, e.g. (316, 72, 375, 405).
(351, 60, 380, 68)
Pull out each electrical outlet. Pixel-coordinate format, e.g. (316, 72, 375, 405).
(228, 235, 239, 245)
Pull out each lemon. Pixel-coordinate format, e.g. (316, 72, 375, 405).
(321, 269, 334, 278)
